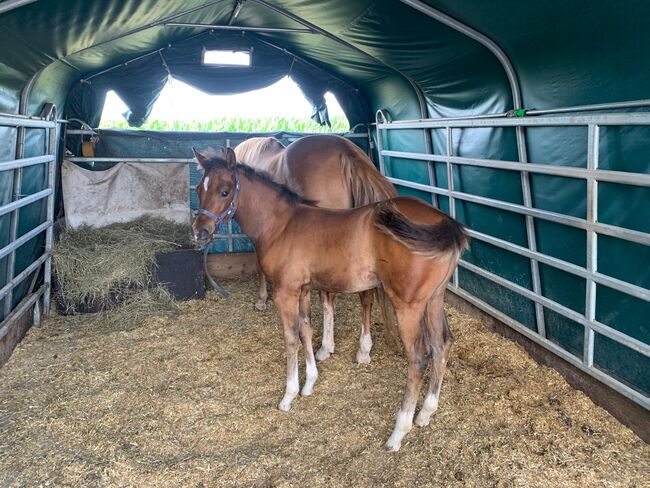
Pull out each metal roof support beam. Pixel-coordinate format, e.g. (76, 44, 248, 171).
(0, 0, 37, 15)
(164, 22, 315, 34)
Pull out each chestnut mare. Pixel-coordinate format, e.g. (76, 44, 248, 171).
(192, 148, 468, 451)
(235, 135, 397, 364)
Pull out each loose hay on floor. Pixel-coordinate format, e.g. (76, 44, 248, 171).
(0, 276, 648, 487)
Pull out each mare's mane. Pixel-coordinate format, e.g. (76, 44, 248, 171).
(201, 155, 317, 206)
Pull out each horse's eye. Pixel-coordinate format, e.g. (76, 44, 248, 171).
(221, 190, 229, 197)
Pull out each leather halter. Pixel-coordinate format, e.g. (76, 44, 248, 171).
(194, 169, 241, 298)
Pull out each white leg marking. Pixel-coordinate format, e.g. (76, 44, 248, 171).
(203, 176, 210, 192)
(356, 331, 373, 364)
(384, 409, 415, 452)
(301, 354, 319, 396)
(279, 355, 299, 412)
(415, 390, 440, 427)
(316, 302, 334, 361)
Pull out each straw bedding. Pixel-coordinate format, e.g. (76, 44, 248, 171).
(0, 276, 648, 487)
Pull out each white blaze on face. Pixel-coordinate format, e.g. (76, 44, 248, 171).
(203, 176, 210, 192)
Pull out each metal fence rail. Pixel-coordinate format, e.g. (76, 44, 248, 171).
(0, 107, 57, 341)
(376, 110, 650, 409)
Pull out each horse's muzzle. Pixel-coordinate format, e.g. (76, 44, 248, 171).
(193, 228, 212, 247)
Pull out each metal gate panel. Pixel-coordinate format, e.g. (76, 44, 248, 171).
(376, 111, 650, 409)
(0, 106, 57, 340)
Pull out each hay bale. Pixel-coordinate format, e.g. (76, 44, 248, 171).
(53, 216, 192, 323)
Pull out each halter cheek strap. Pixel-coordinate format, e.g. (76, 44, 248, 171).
(195, 170, 241, 298)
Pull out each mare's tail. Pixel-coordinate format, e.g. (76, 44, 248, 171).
(339, 144, 397, 207)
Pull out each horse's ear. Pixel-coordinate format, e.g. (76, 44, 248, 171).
(224, 147, 237, 171)
(192, 147, 207, 170)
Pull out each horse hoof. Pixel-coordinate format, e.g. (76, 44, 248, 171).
(255, 301, 267, 311)
(315, 348, 331, 362)
(301, 385, 314, 397)
(356, 351, 371, 364)
(383, 440, 401, 452)
(278, 400, 293, 412)
(414, 414, 430, 428)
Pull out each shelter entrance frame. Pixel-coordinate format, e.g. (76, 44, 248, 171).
(376, 110, 650, 410)
(0, 106, 57, 342)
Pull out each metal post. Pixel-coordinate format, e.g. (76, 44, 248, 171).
(446, 127, 458, 287)
(375, 110, 390, 176)
(584, 124, 599, 366)
(42, 105, 57, 315)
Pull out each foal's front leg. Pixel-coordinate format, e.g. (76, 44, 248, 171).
(274, 286, 302, 412)
(255, 258, 268, 311)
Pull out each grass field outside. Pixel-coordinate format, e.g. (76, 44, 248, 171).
(99, 115, 350, 133)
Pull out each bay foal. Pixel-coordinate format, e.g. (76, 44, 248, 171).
(192, 148, 468, 451)
(235, 135, 397, 364)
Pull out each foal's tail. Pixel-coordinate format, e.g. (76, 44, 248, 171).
(375, 201, 469, 259)
(339, 143, 397, 207)
(375, 202, 468, 353)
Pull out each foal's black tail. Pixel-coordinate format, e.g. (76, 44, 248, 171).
(374, 201, 468, 353)
(375, 201, 469, 258)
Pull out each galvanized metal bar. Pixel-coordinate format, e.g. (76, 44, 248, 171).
(0, 221, 51, 262)
(378, 112, 650, 129)
(42, 106, 57, 315)
(374, 110, 390, 176)
(445, 127, 459, 286)
(462, 227, 649, 302)
(384, 175, 650, 247)
(447, 286, 649, 409)
(381, 150, 650, 187)
(67, 157, 194, 164)
(0, 114, 55, 128)
(381, 99, 650, 126)
(527, 99, 650, 116)
(0, 284, 47, 341)
(583, 125, 600, 366)
(165, 22, 316, 33)
(458, 259, 650, 358)
(0, 188, 52, 218)
(0, 252, 49, 300)
(0, 155, 55, 172)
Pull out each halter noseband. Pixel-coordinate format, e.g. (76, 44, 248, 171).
(194, 168, 241, 298)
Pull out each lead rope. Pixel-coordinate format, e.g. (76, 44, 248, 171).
(203, 244, 230, 298)
(196, 169, 240, 299)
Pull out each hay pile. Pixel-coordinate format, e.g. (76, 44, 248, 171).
(1, 276, 648, 487)
(53, 217, 192, 327)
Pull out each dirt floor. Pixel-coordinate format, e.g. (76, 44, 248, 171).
(1, 276, 648, 487)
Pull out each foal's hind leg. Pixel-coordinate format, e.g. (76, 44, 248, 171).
(384, 301, 429, 452)
(356, 290, 373, 364)
(298, 287, 318, 397)
(315, 291, 336, 361)
(255, 258, 268, 311)
(416, 298, 453, 427)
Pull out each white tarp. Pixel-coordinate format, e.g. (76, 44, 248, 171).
(62, 160, 190, 229)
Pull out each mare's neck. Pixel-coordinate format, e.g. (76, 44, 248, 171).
(233, 171, 295, 246)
